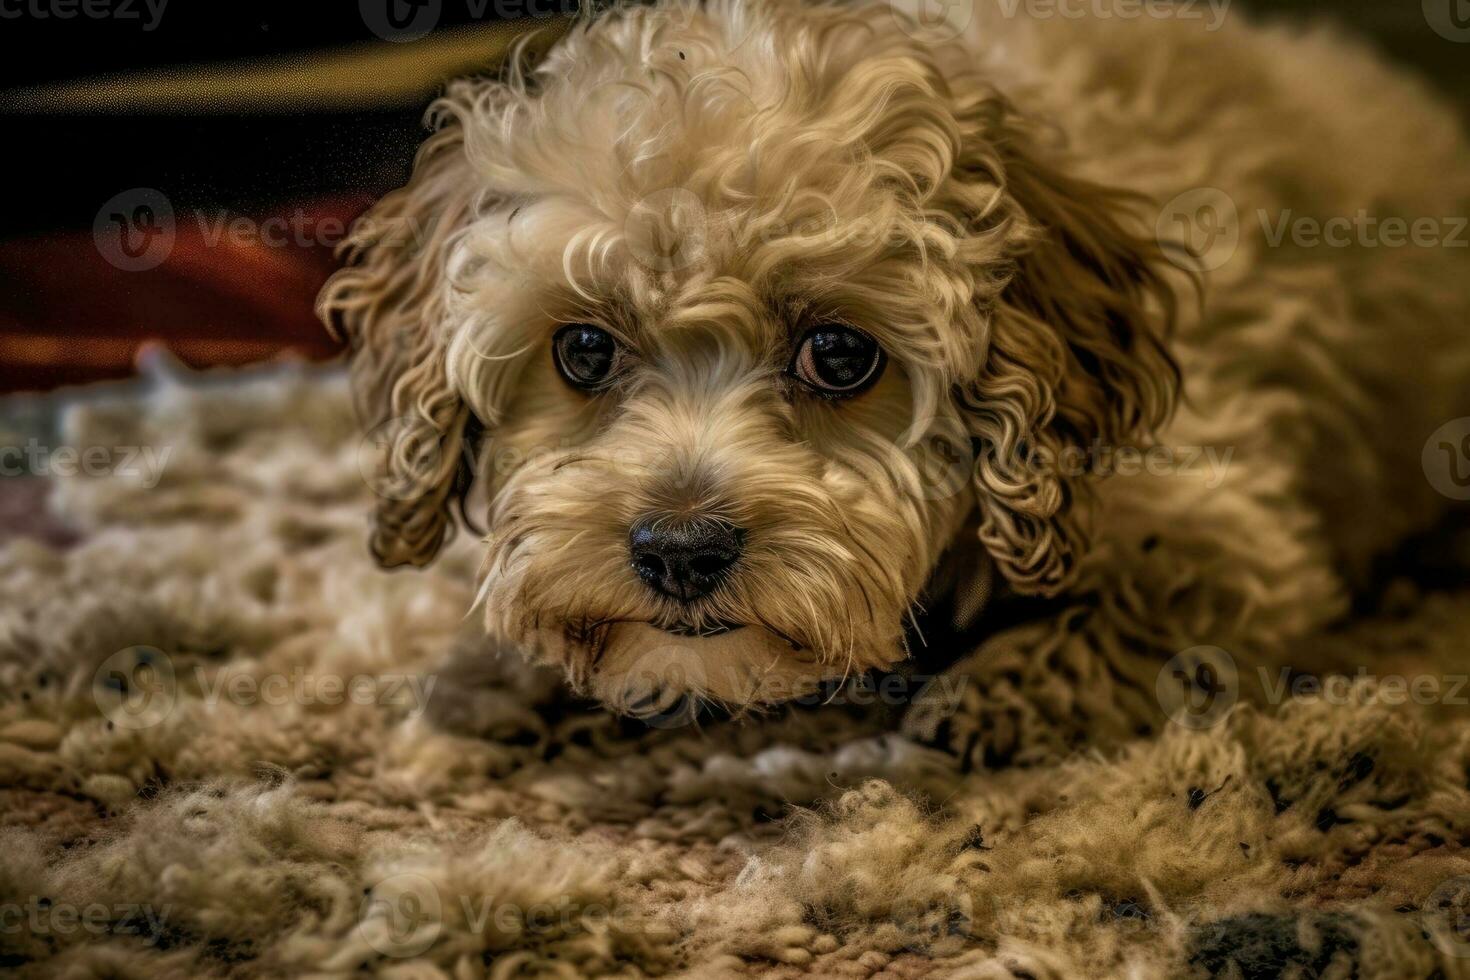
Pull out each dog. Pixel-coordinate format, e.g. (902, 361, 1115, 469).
(320, 0, 1470, 765)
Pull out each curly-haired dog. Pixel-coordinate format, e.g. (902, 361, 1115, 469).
(320, 0, 1470, 764)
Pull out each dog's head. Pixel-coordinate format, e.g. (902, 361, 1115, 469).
(320, 0, 1179, 715)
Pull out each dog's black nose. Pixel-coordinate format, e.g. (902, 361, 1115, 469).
(628, 515, 744, 603)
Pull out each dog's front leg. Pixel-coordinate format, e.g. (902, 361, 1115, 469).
(901, 605, 1171, 770)
(902, 462, 1353, 770)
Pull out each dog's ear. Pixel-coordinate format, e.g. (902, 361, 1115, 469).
(318, 124, 485, 569)
(956, 110, 1183, 597)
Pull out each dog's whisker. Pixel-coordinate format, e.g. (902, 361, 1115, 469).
(906, 606, 928, 650)
(552, 453, 651, 474)
(464, 337, 534, 364)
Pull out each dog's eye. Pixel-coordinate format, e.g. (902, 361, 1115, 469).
(790, 326, 886, 397)
(553, 323, 620, 389)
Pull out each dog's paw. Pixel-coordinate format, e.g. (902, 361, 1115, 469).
(901, 613, 1159, 769)
(901, 658, 1054, 771)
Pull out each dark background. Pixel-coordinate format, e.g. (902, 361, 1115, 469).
(0, 1, 582, 236)
(0, 0, 1465, 392)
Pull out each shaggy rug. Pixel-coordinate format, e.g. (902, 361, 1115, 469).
(4, 358, 1470, 979)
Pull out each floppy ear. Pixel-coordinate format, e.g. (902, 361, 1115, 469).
(318, 123, 485, 569)
(956, 106, 1183, 597)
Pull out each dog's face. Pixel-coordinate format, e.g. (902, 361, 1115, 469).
(322, 0, 1179, 715)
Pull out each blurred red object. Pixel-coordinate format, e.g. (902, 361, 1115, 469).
(0, 197, 369, 394)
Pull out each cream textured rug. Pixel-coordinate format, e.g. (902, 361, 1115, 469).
(4, 360, 1470, 979)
